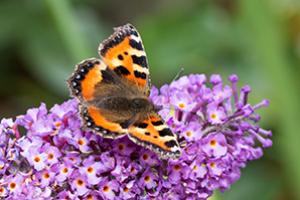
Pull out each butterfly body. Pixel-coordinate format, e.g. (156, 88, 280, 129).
(68, 24, 180, 159)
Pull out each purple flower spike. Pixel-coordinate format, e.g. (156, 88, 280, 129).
(0, 73, 271, 199)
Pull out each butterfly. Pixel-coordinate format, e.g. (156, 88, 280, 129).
(67, 24, 180, 159)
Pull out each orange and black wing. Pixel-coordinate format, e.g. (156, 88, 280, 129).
(98, 23, 151, 95)
(68, 58, 127, 138)
(80, 105, 127, 138)
(68, 58, 107, 102)
(128, 113, 181, 159)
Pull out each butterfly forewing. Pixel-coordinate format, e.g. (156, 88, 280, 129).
(98, 24, 151, 95)
(68, 58, 106, 101)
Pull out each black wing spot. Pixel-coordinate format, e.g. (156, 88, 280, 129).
(120, 121, 130, 129)
(118, 54, 124, 60)
(114, 66, 130, 76)
(158, 128, 174, 137)
(134, 71, 147, 79)
(129, 39, 143, 50)
(164, 140, 178, 148)
(145, 132, 151, 136)
(124, 51, 128, 55)
(136, 123, 148, 129)
(132, 31, 139, 37)
(131, 55, 148, 68)
(152, 120, 164, 126)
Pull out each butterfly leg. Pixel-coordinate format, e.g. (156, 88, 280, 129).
(119, 114, 140, 129)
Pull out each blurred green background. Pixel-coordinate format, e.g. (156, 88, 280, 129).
(0, 0, 299, 199)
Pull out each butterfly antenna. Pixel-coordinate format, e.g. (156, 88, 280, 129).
(171, 67, 184, 82)
(154, 68, 184, 111)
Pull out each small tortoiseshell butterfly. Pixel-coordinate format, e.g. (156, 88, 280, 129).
(68, 24, 180, 159)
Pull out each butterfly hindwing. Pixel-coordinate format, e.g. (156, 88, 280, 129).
(98, 23, 150, 95)
(128, 113, 181, 159)
(80, 105, 127, 138)
(68, 58, 127, 138)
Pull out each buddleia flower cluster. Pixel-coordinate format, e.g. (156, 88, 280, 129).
(0, 74, 272, 199)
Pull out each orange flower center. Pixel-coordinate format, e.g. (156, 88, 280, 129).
(173, 165, 181, 171)
(210, 139, 217, 147)
(9, 182, 16, 189)
(76, 179, 84, 186)
(211, 113, 217, 119)
(0, 187, 4, 193)
(62, 167, 68, 174)
(210, 162, 216, 168)
(124, 187, 129, 192)
(87, 167, 94, 173)
(118, 144, 125, 151)
(77, 139, 85, 145)
(144, 175, 151, 182)
(86, 194, 93, 200)
(186, 131, 192, 137)
(142, 154, 149, 160)
(48, 153, 54, 160)
(55, 122, 62, 128)
(178, 103, 185, 109)
(130, 167, 135, 173)
(43, 172, 50, 179)
(34, 156, 41, 163)
(103, 185, 110, 192)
